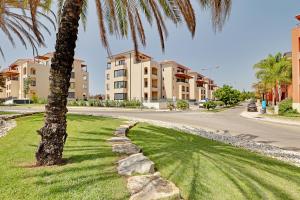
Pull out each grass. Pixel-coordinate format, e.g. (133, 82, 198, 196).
(0, 114, 129, 200)
(263, 113, 300, 122)
(128, 124, 300, 200)
(0, 111, 18, 115)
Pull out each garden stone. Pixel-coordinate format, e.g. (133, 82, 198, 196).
(117, 153, 155, 176)
(107, 137, 131, 144)
(127, 172, 181, 200)
(115, 128, 128, 136)
(112, 143, 141, 155)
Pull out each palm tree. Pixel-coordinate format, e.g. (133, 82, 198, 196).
(0, 0, 55, 58)
(254, 53, 292, 105)
(33, 0, 232, 166)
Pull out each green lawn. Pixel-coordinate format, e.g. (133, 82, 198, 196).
(128, 124, 300, 200)
(0, 114, 129, 200)
(0, 111, 18, 115)
(264, 114, 300, 122)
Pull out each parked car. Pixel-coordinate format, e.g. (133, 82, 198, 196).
(199, 99, 207, 108)
(247, 100, 258, 112)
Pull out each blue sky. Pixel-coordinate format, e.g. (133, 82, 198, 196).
(1, 0, 300, 95)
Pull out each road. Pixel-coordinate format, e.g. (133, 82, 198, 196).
(1, 104, 300, 151)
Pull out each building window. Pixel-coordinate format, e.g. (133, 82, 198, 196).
(31, 80, 36, 87)
(23, 67, 26, 75)
(70, 82, 75, 89)
(144, 67, 148, 75)
(114, 81, 127, 89)
(107, 62, 111, 69)
(182, 86, 185, 92)
(106, 84, 110, 91)
(71, 72, 75, 78)
(114, 69, 126, 77)
(68, 92, 75, 98)
(114, 93, 127, 100)
(187, 87, 189, 92)
(106, 74, 110, 80)
(30, 68, 36, 75)
(144, 78, 148, 88)
(116, 60, 125, 66)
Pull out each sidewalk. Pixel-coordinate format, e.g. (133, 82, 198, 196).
(240, 110, 300, 126)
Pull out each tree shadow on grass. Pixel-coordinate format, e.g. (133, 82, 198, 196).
(128, 125, 300, 200)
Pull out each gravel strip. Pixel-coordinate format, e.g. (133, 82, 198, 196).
(116, 116, 300, 167)
(0, 120, 16, 138)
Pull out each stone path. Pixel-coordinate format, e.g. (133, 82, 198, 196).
(107, 121, 182, 200)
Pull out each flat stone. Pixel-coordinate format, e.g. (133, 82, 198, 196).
(112, 143, 141, 155)
(117, 153, 155, 176)
(107, 137, 131, 143)
(114, 128, 128, 136)
(127, 173, 181, 200)
(116, 127, 129, 134)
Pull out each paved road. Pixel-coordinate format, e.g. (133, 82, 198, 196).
(1, 105, 300, 151)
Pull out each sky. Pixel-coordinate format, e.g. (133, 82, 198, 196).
(1, 0, 300, 95)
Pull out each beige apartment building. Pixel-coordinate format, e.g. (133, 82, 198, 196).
(105, 50, 218, 102)
(292, 15, 300, 112)
(0, 53, 89, 100)
(105, 50, 161, 101)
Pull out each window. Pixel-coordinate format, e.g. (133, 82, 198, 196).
(187, 87, 189, 92)
(106, 84, 110, 91)
(116, 60, 125, 66)
(70, 82, 75, 89)
(71, 72, 75, 78)
(114, 93, 127, 100)
(114, 69, 126, 77)
(182, 86, 185, 92)
(144, 79, 148, 88)
(114, 81, 127, 89)
(107, 62, 111, 69)
(23, 67, 26, 75)
(68, 92, 75, 98)
(31, 80, 36, 87)
(106, 74, 110, 80)
(144, 67, 148, 75)
(30, 68, 36, 75)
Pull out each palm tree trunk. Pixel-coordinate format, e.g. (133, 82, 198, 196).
(278, 84, 282, 102)
(35, 0, 83, 166)
(272, 87, 276, 106)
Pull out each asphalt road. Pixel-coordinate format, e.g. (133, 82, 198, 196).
(1, 105, 300, 151)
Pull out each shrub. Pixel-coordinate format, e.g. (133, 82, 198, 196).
(278, 99, 298, 115)
(214, 101, 224, 107)
(31, 94, 38, 104)
(176, 100, 189, 110)
(203, 101, 217, 110)
(167, 101, 176, 111)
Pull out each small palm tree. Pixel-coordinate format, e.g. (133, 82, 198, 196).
(254, 53, 292, 105)
(31, 0, 232, 166)
(0, 0, 55, 58)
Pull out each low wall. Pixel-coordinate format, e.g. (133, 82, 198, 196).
(143, 102, 167, 110)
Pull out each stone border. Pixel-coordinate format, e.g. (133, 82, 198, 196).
(0, 112, 42, 138)
(113, 116, 300, 167)
(107, 121, 182, 200)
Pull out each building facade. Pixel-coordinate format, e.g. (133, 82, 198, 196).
(0, 53, 89, 100)
(105, 50, 218, 102)
(292, 15, 300, 112)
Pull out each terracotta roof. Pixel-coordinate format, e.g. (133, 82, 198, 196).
(160, 60, 191, 70)
(108, 50, 152, 59)
(175, 73, 193, 79)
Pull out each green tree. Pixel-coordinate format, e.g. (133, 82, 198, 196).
(23, 77, 32, 99)
(213, 85, 241, 106)
(253, 53, 292, 105)
(31, 0, 232, 166)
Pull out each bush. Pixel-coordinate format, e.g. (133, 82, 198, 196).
(31, 94, 38, 104)
(167, 101, 176, 111)
(278, 99, 298, 115)
(203, 101, 217, 110)
(214, 101, 224, 107)
(176, 100, 189, 110)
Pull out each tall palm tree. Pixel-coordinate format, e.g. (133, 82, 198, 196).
(33, 0, 232, 166)
(254, 53, 292, 105)
(0, 0, 55, 58)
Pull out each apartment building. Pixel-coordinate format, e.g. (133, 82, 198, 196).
(188, 72, 206, 101)
(292, 15, 300, 112)
(105, 51, 218, 102)
(105, 50, 161, 101)
(0, 53, 89, 100)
